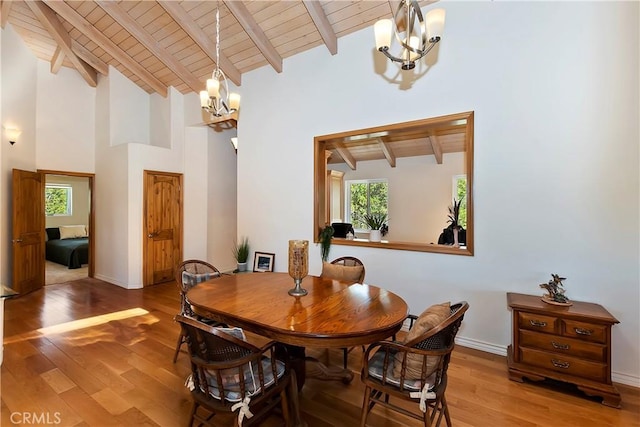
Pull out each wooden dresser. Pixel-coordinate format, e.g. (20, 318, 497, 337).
(507, 292, 620, 407)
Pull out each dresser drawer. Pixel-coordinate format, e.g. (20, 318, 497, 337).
(518, 312, 558, 334)
(562, 319, 607, 343)
(520, 347, 606, 382)
(519, 329, 606, 362)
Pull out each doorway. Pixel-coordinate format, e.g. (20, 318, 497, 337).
(39, 170, 95, 285)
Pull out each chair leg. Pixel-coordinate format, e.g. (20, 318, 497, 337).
(441, 395, 451, 427)
(173, 330, 185, 363)
(280, 389, 290, 426)
(343, 348, 348, 369)
(359, 386, 372, 427)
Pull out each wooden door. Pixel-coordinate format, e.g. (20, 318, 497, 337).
(143, 171, 183, 286)
(12, 169, 45, 295)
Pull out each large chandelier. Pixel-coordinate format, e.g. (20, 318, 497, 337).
(200, 4, 240, 119)
(374, 1, 445, 70)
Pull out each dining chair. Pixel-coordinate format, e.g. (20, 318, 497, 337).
(321, 256, 366, 369)
(359, 301, 469, 427)
(173, 259, 224, 363)
(176, 314, 295, 427)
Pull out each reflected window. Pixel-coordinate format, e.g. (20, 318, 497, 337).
(452, 175, 467, 229)
(346, 179, 388, 230)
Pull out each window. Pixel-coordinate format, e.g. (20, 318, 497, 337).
(452, 175, 467, 229)
(345, 179, 388, 230)
(45, 184, 72, 216)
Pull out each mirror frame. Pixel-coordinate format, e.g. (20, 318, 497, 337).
(313, 111, 474, 256)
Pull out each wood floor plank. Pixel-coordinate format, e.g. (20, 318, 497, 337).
(2, 278, 638, 427)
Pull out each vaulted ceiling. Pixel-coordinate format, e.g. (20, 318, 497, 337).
(1, 1, 435, 98)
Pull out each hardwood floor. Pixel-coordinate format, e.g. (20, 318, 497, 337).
(2, 278, 638, 426)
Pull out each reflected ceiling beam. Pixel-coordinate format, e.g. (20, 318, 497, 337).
(377, 138, 396, 168)
(427, 135, 443, 164)
(72, 41, 108, 76)
(334, 142, 357, 170)
(27, 1, 97, 87)
(43, 0, 167, 97)
(302, 1, 337, 55)
(1, 0, 12, 28)
(50, 46, 64, 73)
(225, 0, 283, 73)
(158, 1, 241, 87)
(96, 0, 202, 93)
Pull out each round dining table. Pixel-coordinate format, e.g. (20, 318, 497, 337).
(187, 271, 408, 379)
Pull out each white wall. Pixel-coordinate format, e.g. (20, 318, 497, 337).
(238, 1, 639, 384)
(35, 62, 95, 172)
(1, 25, 38, 286)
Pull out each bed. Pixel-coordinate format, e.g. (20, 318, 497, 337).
(45, 227, 89, 269)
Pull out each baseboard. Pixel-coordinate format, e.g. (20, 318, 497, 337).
(455, 335, 640, 388)
(93, 273, 141, 289)
(455, 336, 507, 356)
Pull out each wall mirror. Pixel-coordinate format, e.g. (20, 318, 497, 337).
(314, 111, 474, 256)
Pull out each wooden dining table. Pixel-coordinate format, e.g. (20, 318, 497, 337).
(186, 272, 409, 385)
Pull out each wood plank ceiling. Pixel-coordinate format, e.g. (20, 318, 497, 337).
(1, 1, 440, 95)
(1, 0, 443, 160)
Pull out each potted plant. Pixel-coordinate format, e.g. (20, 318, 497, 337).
(362, 212, 388, 242)
(319, 224, 334, 262)
(232, 237, 250, 272)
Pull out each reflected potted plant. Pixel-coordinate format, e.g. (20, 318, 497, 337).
(447, 200, 462, 247)
(362, 212, 388, 243)
(232, 237, 250, 272)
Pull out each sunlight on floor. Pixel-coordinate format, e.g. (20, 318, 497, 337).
(3, 307, 155, 344)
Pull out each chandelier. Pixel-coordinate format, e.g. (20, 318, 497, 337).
(200, 4, 240, 119)
(374, 1, 445, 70)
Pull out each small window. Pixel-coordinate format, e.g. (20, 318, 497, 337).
(452, 175, 467, 229)
(345, 179, 388, 230)
(45, 184, 72, 216)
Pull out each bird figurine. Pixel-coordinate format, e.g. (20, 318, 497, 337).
(540, 273, 569, 303)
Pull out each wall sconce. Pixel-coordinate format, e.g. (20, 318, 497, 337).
(230, 137, 238, 153)
(3, 127, 22, 145)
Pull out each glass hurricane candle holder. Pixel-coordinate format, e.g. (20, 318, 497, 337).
(288, 240, 309, 296)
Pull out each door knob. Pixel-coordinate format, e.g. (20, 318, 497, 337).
(12, 238, 23, 243)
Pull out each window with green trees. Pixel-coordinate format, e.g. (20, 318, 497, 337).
(346, 179, 388, 229)
(453, 175, 467, 229)
(45, 184, 72, 216)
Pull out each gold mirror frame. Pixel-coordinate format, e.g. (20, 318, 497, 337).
(313, 111, 474, 256)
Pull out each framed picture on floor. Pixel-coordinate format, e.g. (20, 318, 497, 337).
(253, 252, 275, 272)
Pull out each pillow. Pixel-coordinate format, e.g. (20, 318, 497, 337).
(59, 225, 87, 239)
(45, 227, 61, 241)
(393, 301, 451, 380)
(321, 262, 364, 284)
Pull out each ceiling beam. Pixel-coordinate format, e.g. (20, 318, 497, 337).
(43, 0, 167, 97)
(158, 1, 241, 87)
(428, 135, 443, 164)
(72, 40, 108, 76)
(26, 1, 97, 87)
(1, 0, 12, 29)
(302, 1, 337, 55)
(334, 142, 357, 170)
(377, 138, 396, 168)
(225, 0, 283, 73)
(50, 45, 64, 74)
(96, 0, 202, 93)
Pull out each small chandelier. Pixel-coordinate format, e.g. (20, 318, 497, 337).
(200, 4, 240, 118)
(374, 1, 445, 70)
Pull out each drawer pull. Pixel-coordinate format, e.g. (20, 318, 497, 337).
(551, 341, 570, 350)
(574, 327, 593, 336)
(551, 359, 570, 369)
(529, 320, 547, 327)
